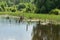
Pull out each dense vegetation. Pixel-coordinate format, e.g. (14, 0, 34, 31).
(0, 0, 60, 13)
(34, 0, 60, 13)
(0, 0, 35, 13)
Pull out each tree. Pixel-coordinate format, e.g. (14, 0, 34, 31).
(33, 0, 60, 13)
(33, 0, 46, 13)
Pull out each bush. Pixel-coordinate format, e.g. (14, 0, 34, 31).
(49, 9, 60, 15)
(1, 5, 5, 11)
(26, 7, 31, 12)
(17, 4, 26, 11)
(11, 9, 16, 12)
(9, 7, 16, 12)
(0, 8, 2, 11)
(25, 3, 36, 13)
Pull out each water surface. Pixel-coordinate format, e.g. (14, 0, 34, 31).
(0, 18, 36, 40)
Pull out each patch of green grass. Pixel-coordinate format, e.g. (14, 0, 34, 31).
(0, 12, 60, 21)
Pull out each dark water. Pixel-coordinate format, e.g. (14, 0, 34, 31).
(0, 17, 36, 40)
(32, 21, 60, 40)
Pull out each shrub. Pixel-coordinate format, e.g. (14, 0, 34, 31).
(49, 9, 60, 15)
(9, 7, 16, 12)
(26, 7, 31, 12)
(11, 9, 16, 12)
(1, 5, 5, 11)
(17, 3, 36, 13)
(0, 7, 2, 11)
(25, 3, 36, 13)
(17, 4, 26, 11)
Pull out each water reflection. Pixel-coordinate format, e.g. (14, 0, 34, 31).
(6, 17, 34, 32)
(32, 21, 60, 40)
(0, 17, 36, 40)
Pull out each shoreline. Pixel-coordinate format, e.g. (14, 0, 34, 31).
(0, 15, 60, 24)
(0, 15, 60, 23)
(0, 12, 60, 21)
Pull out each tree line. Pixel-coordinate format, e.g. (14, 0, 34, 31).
(0, 0, 60, 13)
(34, 0, 60, 13)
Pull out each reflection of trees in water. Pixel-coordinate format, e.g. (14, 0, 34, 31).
(5, 16, 24, 23)
(32, 21, 60, 40)
(26, 21, 32, 31)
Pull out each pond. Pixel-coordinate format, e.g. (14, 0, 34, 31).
(0, 17, 36, 40)
(0, 17, 60, 40)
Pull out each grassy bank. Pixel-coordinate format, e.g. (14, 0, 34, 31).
(0, 12, 60, 21)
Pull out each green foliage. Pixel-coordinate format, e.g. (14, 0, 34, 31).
(1, 5, 5, 11)
(16, 3, 36, 13)
(26, 7, 31, 12)
(35, 6, 46, 13)
(0, 0, 60, 13)
(33, 0, 46, 13)
(14, 0, 20, 5)
(10, 9, 16, 12)
(17, 3, 26, 11)
(34, 0, 60, 13)
(40, 6, 47, 13)
(25, 3, 36, 13)
(0, 8, 2, 11)
(49, 9, 60, 15)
